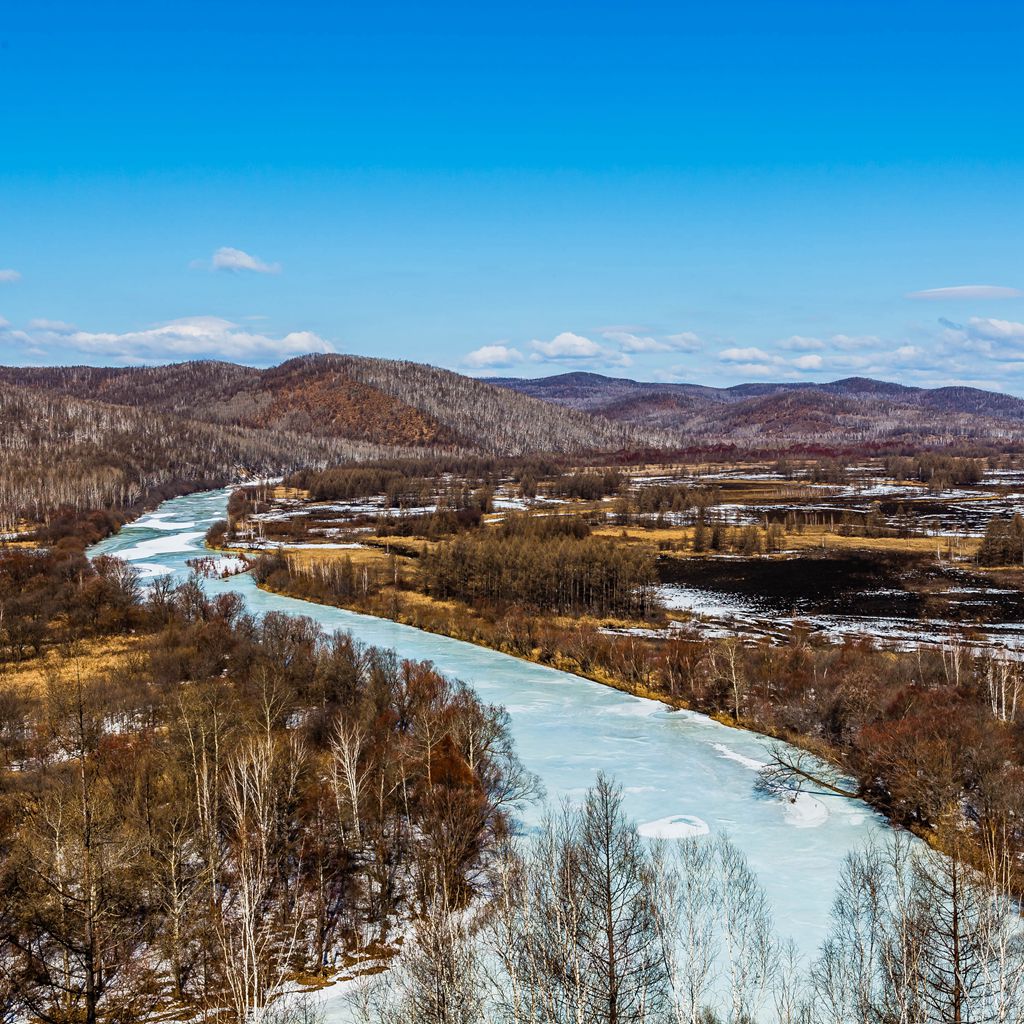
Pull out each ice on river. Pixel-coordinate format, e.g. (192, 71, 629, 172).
(89, 486, 894, 1016)
(115, 531, 206, 561)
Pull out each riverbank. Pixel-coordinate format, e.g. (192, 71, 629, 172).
(239, 542, 1007, 875)
(86, 486, 907, 966)
(243, 549, 849, 778)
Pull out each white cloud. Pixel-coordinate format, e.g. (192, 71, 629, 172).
(790, 353, 824, 370)
(963, 317, 1024, 341)
(906, 285, 1022, 301)
(6, 315, 332, 364)
(530, 332, 605, 360)
(664, 331, 702, 352)
(199, 247, 282, 274)
(893, 345, 925, 360)
(0, 269, 21, 284)
(720, 345, 830, 375)
(720, 346, 774, 363)
(462, 344, 524, 370)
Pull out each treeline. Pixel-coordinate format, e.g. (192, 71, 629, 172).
(364, 775, 1024, 1024)
(632, 481, 721, 514)
(286, 455, 564, 499)
(979, 514, 1024, 565)
(419, 526, 659, 618)
(549, 468, 625, 500)
(0, 556, 529, 1023)
(885, 452, 985, 488)
(802, 453, 986, 489)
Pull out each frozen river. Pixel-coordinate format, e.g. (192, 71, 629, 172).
(89, 487, 888, 981)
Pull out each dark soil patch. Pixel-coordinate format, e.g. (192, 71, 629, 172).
(657, 552, 1024, 623)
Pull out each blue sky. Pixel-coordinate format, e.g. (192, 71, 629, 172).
(2, 0, 1023, 390)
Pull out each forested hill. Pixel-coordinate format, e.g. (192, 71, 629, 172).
(0, 355, 645, 455)
(488, 371, 1024, 447)
(0, 355, 653, 530)
(0, 382, 393, 532)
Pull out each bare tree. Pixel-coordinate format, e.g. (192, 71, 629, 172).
(359, 881, 486, 1024)
(716, 834, 778, 1023)
(217, 733, 308, 1023)
(649, 838, 718, 1024)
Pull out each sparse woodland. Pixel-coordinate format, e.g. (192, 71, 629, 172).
(364, 774, 1024, 1024)
(0, 537, 532, 1024)
(0, 355, 655, 458)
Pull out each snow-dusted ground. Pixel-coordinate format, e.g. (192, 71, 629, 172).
(187, 555, 249, 577)
(654, 580, 1024, 656)
(655, 583, 761, 618)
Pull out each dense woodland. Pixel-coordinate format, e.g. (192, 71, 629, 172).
(418, 516, 659, 618)
(0, 356, 649, 457)
(0, 383, 403, 533)
(979, 514, 1024, 565)
(0, 535, 531, 1024)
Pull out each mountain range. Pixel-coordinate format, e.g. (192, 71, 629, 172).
(6, 355, 1024, 528)
(487, 371, 1024, 447)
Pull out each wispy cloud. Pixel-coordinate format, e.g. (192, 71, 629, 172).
(779, 335, 826, 351)
(462, 344, 524, 370)
(906, 285, 1022, 301)
(599, 329, 704, 355)
(2, 315, 331, 364)
(664, 332, 702, 352)
(28, 318, 75, 331)
(0, 269, 22, 284)
(601, 330, 671, 353)
(192, 247, 282, 274)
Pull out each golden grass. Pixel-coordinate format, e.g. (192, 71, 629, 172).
(271, 485, 309, 500)
(782, 527, 981, 557)
(593, 522, 981, 559)
(0, 634, 143, 694)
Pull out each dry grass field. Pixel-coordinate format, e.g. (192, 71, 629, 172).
(0, 633, 143, 693)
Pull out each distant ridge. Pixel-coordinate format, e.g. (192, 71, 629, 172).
(6, 356, 1024, 473)
(487, 371, 1024, 446)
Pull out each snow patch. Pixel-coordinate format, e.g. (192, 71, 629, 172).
(781, 793, 829, 828)
(117, 531, 206, 561)
(712, 742, 766, 772)
(638, 814, 711, 839)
